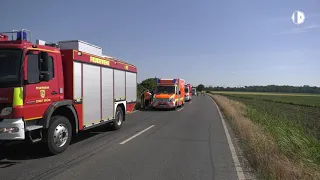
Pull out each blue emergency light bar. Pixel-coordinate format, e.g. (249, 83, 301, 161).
(156, 78, 179, 84)
(0, 29, 31, 42)
(17, 31, 27, 40)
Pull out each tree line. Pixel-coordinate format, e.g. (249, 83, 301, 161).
(204, 85, 320, 94)
(137, 78, 320, 95)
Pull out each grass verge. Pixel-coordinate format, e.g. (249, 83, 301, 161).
(208, 94, 320, 180)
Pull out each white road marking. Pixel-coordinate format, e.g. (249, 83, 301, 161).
(131, 110, 139, 113)
(119, 125, 155, 144)
(189, 102, 193, 104)
(177, 108, 184, 111)
(211, 99, 246, 180)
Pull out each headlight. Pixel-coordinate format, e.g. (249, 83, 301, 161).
(169, 97, 174, 102)
(0, 107, 12, 116)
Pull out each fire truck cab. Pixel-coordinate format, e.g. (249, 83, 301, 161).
(152, 78, 185, 110)
(0, 29, 137, 154)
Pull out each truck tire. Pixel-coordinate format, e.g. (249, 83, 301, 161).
(112, 106, 123, 130)
(140, 97, 144, 109)
(46, 116, 72, 155)
(0, 141, 5, 148)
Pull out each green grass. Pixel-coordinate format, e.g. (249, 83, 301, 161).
(213, 91, 320, 108)
(211, 92, 320, 166)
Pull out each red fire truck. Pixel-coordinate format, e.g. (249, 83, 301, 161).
(152, 78, 185, 110)
(0, 29, 137, 154)
(184, 84, 192, 102)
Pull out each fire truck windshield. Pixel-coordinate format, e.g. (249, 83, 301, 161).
(156, 86, 175, 94)
(0, 49, 23, 87)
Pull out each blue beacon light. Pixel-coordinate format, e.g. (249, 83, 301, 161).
(17, 31, 27, 40)
(173, 79, 177, 83)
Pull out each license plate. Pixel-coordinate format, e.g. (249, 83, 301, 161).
(160, 105, 166, 108)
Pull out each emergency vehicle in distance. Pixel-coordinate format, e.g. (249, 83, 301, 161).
(192, 87, 197, 96)
(152, 78, 185, 110)
(184, 84, 192, 102)
(0, 29, 137, 155)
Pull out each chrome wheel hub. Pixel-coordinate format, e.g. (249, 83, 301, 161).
(53, 123, 69, 147)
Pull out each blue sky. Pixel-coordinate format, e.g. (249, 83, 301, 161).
(1, 0, 319, 87)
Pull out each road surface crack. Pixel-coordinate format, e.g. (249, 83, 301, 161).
(208, 122, 216, 180)
(29, 137, 118, 180)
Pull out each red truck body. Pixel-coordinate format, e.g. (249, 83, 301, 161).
(0, 34, 8, 41)
(0, 30, 137, 154)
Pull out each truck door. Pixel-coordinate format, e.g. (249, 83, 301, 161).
(23, 51, 60, 121)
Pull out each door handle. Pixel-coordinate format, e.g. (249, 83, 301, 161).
(51, 91, 58, 95)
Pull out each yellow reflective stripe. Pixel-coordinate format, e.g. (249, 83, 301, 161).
(13, 87, 23, 106)
(174, 97, 184, 101)
(25, 116, 42, 121)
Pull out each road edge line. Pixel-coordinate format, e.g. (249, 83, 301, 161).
(211, 97, 246, 180)
(119, 125, 155, 144)
(177, 107, 184, 112)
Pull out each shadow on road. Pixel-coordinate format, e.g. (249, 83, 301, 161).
(0, 123, 115, 167)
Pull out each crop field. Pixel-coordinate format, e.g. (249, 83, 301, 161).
(211, 91, 320, 166)
(212, 91, 320, 96)
(212, 91, 320, 108)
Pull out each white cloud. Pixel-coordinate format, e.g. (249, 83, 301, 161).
(275, 24, 320, 35)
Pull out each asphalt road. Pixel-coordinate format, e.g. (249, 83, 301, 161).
(0, 95, 240, 180)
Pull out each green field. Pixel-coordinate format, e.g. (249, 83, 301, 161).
(212, 91, 320, 108)
(211, 91, 320, 166)
(212, 91, 320, 96)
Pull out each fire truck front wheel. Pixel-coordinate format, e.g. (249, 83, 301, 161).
(46, 116, 72, 155)
(112, 106, 124, 130)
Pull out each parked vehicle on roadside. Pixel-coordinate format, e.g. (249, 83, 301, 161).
(0, 29, 137, 155)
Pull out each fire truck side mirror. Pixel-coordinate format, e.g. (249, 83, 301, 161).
(179, 91, 181, 95)
(39, 52, 50, 82)
(40, 72, 50, 82)
(40, 52, 49, 67)
(26, 54, 40, 84)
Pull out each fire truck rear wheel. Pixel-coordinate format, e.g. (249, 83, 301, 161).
(112, 106, 123, 130)
(46, 116, 72, 155)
